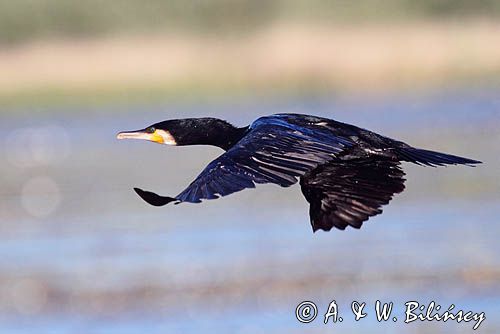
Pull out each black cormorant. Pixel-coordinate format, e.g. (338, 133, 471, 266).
(117, 114, 481, 232)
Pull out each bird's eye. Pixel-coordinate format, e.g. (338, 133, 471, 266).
(147, 127, 156, 133)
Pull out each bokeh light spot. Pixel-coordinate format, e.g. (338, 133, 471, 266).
(21, 176, 61, 217)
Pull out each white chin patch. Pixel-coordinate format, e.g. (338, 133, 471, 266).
(157, 129, 177, 145)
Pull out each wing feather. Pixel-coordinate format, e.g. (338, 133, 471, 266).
(300, 159, 406, 232)
(172, 116, 353, 203)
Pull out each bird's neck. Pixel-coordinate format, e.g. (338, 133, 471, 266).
(177, 119, 248, 151)
(205, 124, 248, 151)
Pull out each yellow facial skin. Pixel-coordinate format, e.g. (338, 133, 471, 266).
(116, 129, 176, 145)
(150, 131, 165, 144)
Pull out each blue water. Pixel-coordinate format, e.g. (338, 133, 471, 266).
(0, 89, 499, 333)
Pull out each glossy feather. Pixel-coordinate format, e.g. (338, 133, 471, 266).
(128, 113, 481, 232)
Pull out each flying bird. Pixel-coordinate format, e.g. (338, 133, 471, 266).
(117, 113, 480, 232)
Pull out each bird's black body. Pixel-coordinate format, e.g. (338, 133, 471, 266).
(118, 113, 481, 232)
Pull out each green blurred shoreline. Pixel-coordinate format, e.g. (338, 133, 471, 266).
(1, 20, 500, 109)
(2, 0, 500, 45)
(1, 1, 500, 109)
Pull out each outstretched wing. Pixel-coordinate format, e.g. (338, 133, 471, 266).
(300, 159, 406, 232)
(136, 116, 354, 206)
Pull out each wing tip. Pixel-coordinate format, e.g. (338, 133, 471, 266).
(133, 187, 178, 206)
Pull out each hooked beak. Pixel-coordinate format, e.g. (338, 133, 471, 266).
(116, 129, 176, 145)
(116, 129, 165, 144)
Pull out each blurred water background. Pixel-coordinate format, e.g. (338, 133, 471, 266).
(1, 1, 499, 333)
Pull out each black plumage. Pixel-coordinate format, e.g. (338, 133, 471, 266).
(117, 113, 481, 232)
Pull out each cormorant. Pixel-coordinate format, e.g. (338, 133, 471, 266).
(117, 114, 481, 232)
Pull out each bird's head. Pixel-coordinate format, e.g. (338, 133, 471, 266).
(116, 120, 178, 145)
(116, 118, 247, 149)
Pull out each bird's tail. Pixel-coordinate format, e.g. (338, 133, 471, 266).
(396, 147, 482, 167)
